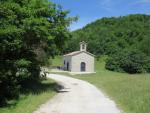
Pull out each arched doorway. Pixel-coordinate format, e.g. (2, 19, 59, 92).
(67, 62, 69, 71)
(81, 62, 86, 72)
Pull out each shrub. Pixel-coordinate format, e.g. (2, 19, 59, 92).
(106, 49, 149, 74)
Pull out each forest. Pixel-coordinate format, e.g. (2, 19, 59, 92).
(64, 14, 150, 74)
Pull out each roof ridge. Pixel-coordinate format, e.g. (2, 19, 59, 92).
(64, 51, 95, 57)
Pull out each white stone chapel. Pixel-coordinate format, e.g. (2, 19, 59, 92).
(63, 41, 95, 73)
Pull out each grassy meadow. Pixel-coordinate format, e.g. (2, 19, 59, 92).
(51, 56, 63, 67)
(0, 79, 57, 113)
(52, 56, 150, 113)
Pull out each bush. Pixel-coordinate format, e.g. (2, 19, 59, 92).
(106, 50, 149, 74)
(0, 61, 20, 106)
(144, 57, 150, 72)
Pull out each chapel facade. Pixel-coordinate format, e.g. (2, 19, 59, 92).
(63, 41, 95, 73)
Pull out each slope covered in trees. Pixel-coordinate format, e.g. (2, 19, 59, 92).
(65, 14, 150, 73)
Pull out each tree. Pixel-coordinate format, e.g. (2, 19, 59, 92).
(0, 0, 75, 105)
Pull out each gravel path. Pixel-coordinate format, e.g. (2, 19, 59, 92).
(34, 74, 121, 113)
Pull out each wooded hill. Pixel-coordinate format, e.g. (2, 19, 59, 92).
(65, 14, 150, 74)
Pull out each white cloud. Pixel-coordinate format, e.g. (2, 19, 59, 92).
(101, 0, 111, 6)
(134, 0, 150, 4)
(99, 0, 115, 13)
(132, 0, 150, 6)
(139, 0, 150, 3)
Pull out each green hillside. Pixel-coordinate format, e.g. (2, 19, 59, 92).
(65, 14, 150, 73)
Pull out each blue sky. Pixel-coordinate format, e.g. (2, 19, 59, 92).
(51, 0, 150, 31)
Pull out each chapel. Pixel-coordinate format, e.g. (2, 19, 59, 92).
(63, 41, 95, 72)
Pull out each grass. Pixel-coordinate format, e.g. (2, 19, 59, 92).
(52, 56, 150, 113)
(0, 79, 57, 113)
(51, 56, 63, 67)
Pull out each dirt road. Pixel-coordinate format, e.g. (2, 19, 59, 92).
(34, 74, 121, 113)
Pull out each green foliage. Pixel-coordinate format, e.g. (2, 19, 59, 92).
(66, 14, 150, 73)
(106, 49, 149, 73)
(0, 0, 74, 106)
(138, 36, 150, 56)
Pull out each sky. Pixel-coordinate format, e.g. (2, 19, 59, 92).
(51, 0, 150, 31)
